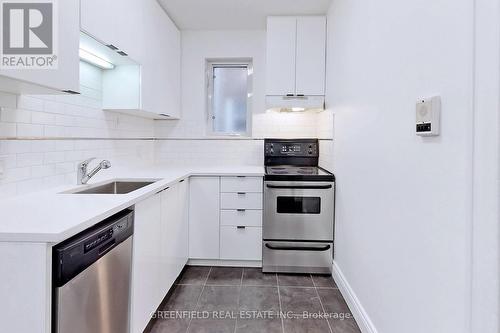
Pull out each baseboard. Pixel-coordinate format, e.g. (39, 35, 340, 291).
(188, 259, 262, 267)
(332, 261, 378, 333)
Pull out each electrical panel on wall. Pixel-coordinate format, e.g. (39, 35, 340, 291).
(416, 96, 441, 136)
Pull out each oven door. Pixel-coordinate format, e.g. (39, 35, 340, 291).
(264, 181, 334, 241)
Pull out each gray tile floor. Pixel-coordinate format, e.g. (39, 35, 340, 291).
(146, 266, 361, 333)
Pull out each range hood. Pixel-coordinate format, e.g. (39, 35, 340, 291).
(266, 95, 325, 110)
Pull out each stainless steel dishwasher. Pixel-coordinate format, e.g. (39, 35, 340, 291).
(52, 209, 134, 333)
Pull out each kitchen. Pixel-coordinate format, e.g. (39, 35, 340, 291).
(0, 1, 498, 333)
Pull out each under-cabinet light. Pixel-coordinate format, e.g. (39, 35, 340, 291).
(79, 48, 115, 70)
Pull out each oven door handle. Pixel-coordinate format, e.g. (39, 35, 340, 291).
(265, 243, 331, 252)
(266, 184, 332, 190)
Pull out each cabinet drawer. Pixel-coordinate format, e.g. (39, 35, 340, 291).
(220, 193, 263, 210)
(221, 177, 262, 193)
(220, 210, 262, 227)
(220, 226, 262, 260)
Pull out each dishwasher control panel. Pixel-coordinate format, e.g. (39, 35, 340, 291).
(52, 209, 134, 287)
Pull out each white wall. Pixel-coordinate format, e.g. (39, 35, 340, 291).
(154, 29, 333, 167)
(326, 0, 474, 332)
(471, 0, 500, 331)
(0, 62, 155, 197)
(155, 29, 329, 139)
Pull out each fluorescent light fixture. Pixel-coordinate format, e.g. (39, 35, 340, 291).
(291, 107, 306, 112)
(79, 48, 114, 69)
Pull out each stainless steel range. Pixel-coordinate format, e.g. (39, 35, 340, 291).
(262, 138, 335, 274)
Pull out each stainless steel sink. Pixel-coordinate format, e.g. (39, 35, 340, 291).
(64, 180, 159, 194)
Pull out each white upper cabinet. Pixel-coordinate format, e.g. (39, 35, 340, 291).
(295, 17, 326, 96)
(80, 0, 181, 119)
(0, 0, 80, 95)
(266, 17, 297, 96)
(266, 16, 326, 105)
(140, 0, 181, 119)
(80, 0, 142, 60)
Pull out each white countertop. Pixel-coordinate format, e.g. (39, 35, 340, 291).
(0, 165, 264, 243)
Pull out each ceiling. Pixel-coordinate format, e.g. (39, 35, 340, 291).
(157, 0, 332, 30)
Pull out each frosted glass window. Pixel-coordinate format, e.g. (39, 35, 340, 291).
(208, 62, 251, 136)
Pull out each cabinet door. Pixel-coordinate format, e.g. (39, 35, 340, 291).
(0, 0, 79, 93)
(140, 0, 181, 118)
(266, 17, 297, 96)
(131, 193, 163, 333)
(80, 0, 143, 59)
(220, 226, 262, 260)
(178, 179, 189, 263)
(189, 177, 220, 259)
(160, 185, 179, 295)
(295, 17, 326, 96)
(80, 0, 117, 46)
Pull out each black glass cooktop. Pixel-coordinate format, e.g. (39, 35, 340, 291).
(265, 165, 335, 182)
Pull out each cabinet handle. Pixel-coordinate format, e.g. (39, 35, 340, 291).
(286, 93, 294, 97)
(156, 187, 169, 194)
(237, 192, 246, 195)
(62, 90, 80, 95)
(237, 226, 246, 229)
(237, 209, 246, 212)
(237, 176, 246, 178)
(179, 179, 185, 183)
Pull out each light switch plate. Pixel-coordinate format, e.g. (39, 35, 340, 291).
(416, 96, 441, 136)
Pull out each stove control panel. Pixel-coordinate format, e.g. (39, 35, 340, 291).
(265, 141, 318, 157)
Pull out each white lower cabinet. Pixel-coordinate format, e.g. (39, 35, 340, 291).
(131, 193, 163, 333)
(160, 179, 189, 294)
(188, 176, 264, 262)
(220, 226, 262, 260)
(189, 177, 220, 259)
(131, 179, 189, 333)
(131, 175, 262, 331)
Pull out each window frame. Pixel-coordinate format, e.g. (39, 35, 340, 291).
(206, 58, 253, 137)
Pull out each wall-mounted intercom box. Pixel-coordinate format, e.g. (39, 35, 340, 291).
(416, 96, 441, 136)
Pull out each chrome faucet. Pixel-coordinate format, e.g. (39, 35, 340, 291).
(77, 158, 111, 185)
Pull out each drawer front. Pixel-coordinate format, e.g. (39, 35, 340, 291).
(220, 193, 263, 210)
(221, 177, 263, 193)
(220, 210, 262, 227)
(220, 226, 262, 260)
(262, 241, 333, 274)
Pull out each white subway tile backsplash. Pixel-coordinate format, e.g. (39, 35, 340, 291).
(0, 123, 17, 136)
(31, 164, 56, 178)
(31, 112, 56, 125)
(0, 108, 31, 123)
(17, 123, 43, 137)
(16, 153, 44, 167)
(1, 141, 31, 154)
(3, 167, 31, 183)
(0, 59, 333, 197)
(43, 151, 65, 164)
(0, 61, 155, 197)
(17, 96, 44, 111)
